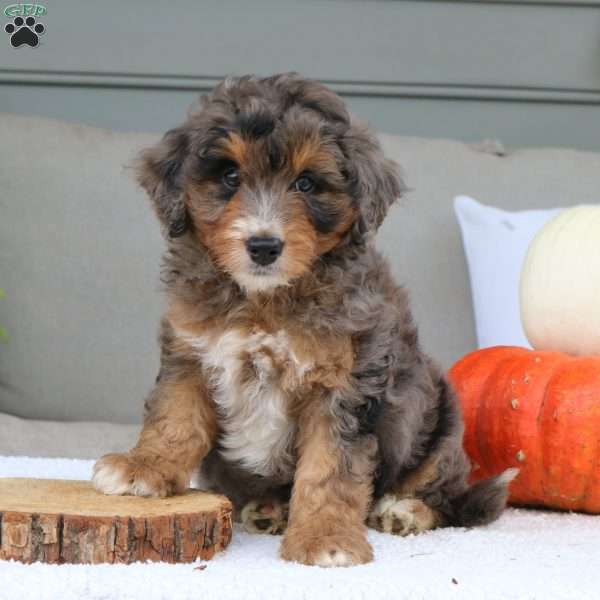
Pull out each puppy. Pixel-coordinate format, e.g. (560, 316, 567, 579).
(93, 73, 514, 567)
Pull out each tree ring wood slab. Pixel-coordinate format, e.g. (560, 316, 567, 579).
(0, 478, 233, 565)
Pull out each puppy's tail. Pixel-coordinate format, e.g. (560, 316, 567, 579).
(448, 468, 519, 527)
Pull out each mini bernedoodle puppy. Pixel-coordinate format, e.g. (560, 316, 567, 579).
(93, 73, 515, 567)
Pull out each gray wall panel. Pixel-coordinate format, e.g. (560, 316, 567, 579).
(2, 1, 600, 90)
(1, 0, 599, 147)
(2, 84, 600, 150)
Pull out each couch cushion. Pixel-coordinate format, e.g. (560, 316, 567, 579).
(377, 134, 600, 369)
(2, 113, 600, 423)
(1, 115, 160, 424)
(0, 412, 139, 459)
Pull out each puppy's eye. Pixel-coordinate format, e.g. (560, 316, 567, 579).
(294, 175, 315, 194)
(222, 167, 241, 190)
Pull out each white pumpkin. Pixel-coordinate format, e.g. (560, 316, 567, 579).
(520, 205, 600, 356)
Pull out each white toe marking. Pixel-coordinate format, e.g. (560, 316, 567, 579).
(92, 464, 131, 496)
(371, 494, 398, 517)
(315, 550, 355, 568)
(240, 501, 262, 533)
(370, 495, 437, 535)
(130, 479, 159, 497)
(388, 499, 422, 531)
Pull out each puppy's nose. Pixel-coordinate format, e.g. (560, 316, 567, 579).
(246, 236, 284, 266)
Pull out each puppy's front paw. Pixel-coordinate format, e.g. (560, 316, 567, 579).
(92, 453, 187, 498)
(280, 528, 373, 567)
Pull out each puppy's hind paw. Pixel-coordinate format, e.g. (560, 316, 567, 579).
(368, 495, 440, 536)
(240, 499, 289, 535)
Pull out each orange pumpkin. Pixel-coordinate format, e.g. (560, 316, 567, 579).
(449, 346, 600, 513)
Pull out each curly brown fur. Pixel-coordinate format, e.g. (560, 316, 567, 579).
(92, 73, 514, 567)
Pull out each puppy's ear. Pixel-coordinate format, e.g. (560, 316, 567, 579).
(136, 127, 190, 238)
(342, 122, 406, 244)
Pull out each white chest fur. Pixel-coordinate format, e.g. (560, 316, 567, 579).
(180, 328, 312, 478)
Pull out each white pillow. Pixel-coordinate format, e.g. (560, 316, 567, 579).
(454, 196, 561, 349)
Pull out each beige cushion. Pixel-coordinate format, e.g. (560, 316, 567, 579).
(0, 115, 161, 424)
(0, 412, 139, 459)
(2, 113, 600, 426)
(377, 134, 600, 367)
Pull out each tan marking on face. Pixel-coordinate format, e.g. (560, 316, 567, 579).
(189, 192, 247, 276)
(276, 191, 357, 282)
(290, 138, 358, 269)
(314, 200, 357, 256)
(222, 132, 249, 167)
(279, 197, 319, 281)
(291, 135, 339, 177)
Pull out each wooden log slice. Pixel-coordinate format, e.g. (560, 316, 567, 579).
(0, 478, 233, 565)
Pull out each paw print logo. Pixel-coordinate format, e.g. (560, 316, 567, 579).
(4, 16, 45, 48)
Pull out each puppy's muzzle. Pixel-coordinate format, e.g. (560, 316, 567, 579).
(246, 236, 284, 266)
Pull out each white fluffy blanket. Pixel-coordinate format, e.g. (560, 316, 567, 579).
(0, 456, 598, 600)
